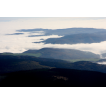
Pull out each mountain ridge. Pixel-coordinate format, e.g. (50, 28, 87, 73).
(24, 48, 100, 60)
(0, 55, 106, 74)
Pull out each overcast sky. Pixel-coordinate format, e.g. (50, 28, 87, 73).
(0, 17, 106, 54)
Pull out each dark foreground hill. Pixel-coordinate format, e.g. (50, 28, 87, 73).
(1, 68, 106, 87)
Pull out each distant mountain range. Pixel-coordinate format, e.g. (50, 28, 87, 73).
(40, 32, 106, 44)
(23, 48, 100, 60)
(1, 48, 100, 61)
(17, 28, 106, 44)
(17, 28, 106, 36)
(24, 48, 100, 60)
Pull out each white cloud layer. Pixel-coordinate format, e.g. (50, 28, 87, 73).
(0, 17, 106, 54)
(97, 61, 106, 65)
(0, 33, 63, 53)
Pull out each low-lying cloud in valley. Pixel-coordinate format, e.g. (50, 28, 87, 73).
(1, 30, 106, 55)
(0, 17, 106, 55)
(0, 32, 63, 53)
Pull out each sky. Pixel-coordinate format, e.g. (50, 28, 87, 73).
(0, 17, 106, 54)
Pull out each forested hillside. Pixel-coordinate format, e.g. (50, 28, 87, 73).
(1, 68, 106, 87)
(0, 55, 106, 74)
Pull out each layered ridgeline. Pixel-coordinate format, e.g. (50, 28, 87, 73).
(0, 54, 53, 74)
(2, 27, 106, 73)
(0, 54, 106, 74)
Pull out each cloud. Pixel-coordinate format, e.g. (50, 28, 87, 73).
(98, 62, 106, 65)
(1, 33, 106, 54)
(40, 41, 106, 54)
(0, 33, 63, 53)
(6, 33, 24, 35)
(1, 18, 106, 54)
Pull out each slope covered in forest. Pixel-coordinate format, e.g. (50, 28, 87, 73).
(1, 68, 106, 87)
(0, 55, 106, 74)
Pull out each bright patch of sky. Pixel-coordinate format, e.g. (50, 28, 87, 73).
(0, 17, 106, 54)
